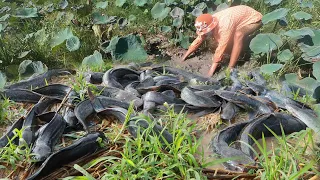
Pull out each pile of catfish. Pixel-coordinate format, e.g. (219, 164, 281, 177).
(0, 63, 319, 179)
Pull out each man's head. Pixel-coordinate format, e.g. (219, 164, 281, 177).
(195, 14, 218, 36)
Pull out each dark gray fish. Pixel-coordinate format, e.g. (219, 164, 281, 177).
(124, 81, 141, 97)
(143, 91, 185, 105)
(239, 113, 307, 158)
(63, 107, 78, 127)
(285, 101, 320, 134)
(0, 117, 24, 148)
(90, 96, 130, 113)
(102, 68, 140, 89)
(152, 66, 219, 84)
(155, 79, 181, 86)
(21, 98, 60, 147)
(214, 90, 273, 114)
(212, 121, 255, 172)
(245, 81, 267, 95)
(26, 132, 106, 180)
(220, 102, 240, 122)
(181, 87, 221, 107)
(264, 90, 310, 109)
(5, 69, 74, 90)
(32, 84, 71, 100)
(248, 70, 266, 86)
(161, 90, 176, 98)
(1, 89, 41, 103)
(156, 104, 204, 114)
(139, 71, 153, 82)
(32, 113, 66, 162)
(126, 61, 153, 71)
(188, 85, 221, 91)
(153, 75, 178, 83)
(99, 107, 129, 124)
(74, 99, 95, 133)
(230, 69, 242, 92)
(84, 72, 104, 84)
(281, 81, 293, 98)
(136, 76, 155, 88)
(136, 82, 188, 95)
(96, 86, 142, 108)
(127, 118, 173, 148)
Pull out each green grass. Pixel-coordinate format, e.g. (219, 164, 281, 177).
(240, 125, 319, 180)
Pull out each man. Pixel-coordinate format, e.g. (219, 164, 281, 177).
(182, 5, 263, 77)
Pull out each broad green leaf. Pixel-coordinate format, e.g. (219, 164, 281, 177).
(298, 0, 313, 8)
(107, 34, 147, 62)
(213, 3, 229, 13)
(249, 33, 283, 54)
(160, 26, 171, 33)
(181, 0, 190, 4)
(285, 73, 299, 83)
(50, 28, 73, 48)
(262, 8, 289, 25)
(115, 0, 126, 7)
(191, 8, 202, 17)
(299, 30, 320, 62)
(0, 71, 6, 89)
(180, 33, 191, 49)
(172, 18, 182, 27)
(0, 14, 10, 21)
(82, 50, 104, 68)
(34, 28, 48, 45)
(18, 50, 31, 59)
(170, 7, 184, 18)
(264, 0, 282, 6)
(15, 8, 38, 18)
(165, 0, 175, 5)
(18, 60, 47, 78)
(195, 2, 207, 11)
(59, 0, 69, 9)
(134, 0, 148, 6)
(292, 11, 312, 20)
(128, 15, 136, 22)
(260, 64, 283, 75)
(66, 36, 80, 51)
(151, 2, 171, 21)
(277, 49, 294, 62)
(284, 27, 315, 40)
(313, 61, 320, 81)
(92, 12, 116, 24)
(95, 1, 108, 9)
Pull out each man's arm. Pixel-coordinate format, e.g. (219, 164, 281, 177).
(182, 35, 205, 61)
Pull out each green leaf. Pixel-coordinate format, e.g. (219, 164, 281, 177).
(313, 61, 320, 81)
(151, 2, 171, 21)
(18, 50, 31, 59)
(66, 36, 80, 52)
(195, 2, 207, 11)
(18, 60, 47, 78)
(264, 0, 282, 6)
(73, 164, 95, 180)
(59, 0, 69, 9)
(0, 71, 6, 89)
(181, 0, 190, 4)
(115, 0, 126, 7)
(34, 28, 48, 46)
(191, 8, 202, 17)
(292, 11, 312, 20)
(15, 8, 38, 18)
(284, 27, 315, 40)
(128, 15, 136, 22)
(50, 28, 73, 48)
(170, 7, 184, 18)
(165, 0, 175, 5)
(299, 29, 320, 62)
(160, 26, 171, 33)
(260, 64, 283, 75)
(249, 33, 283, 54)
(180, 33, 191, 49)
(0, 14, 10, 21)
(277, 49, 294, 62)
(82, 50, 104, 68)
(285, 73, 299, 83)
(107, 34, 148, 62)
(262, 8, 289, 25)
(95, 1, 108, 9)
(134, 0, 148, 6)
(172, 18, 182, 27)
(92, 12, 114, 24)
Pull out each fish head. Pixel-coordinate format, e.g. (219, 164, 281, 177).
(31, 144, 51, 162)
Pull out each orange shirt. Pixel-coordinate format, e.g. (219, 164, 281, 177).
(190, 5, 262, 63)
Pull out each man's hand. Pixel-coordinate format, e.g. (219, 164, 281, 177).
(207, 62, 220, 77)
